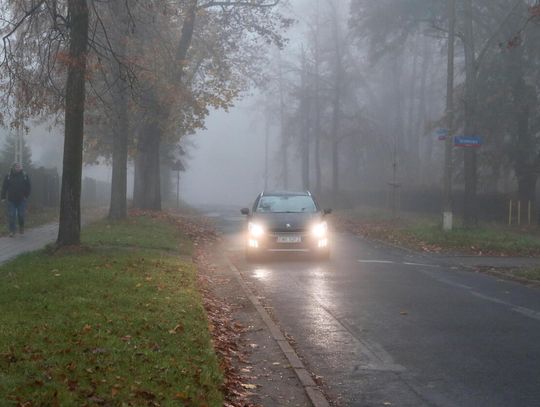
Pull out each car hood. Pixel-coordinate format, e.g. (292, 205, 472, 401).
(251, 212, 322, 232)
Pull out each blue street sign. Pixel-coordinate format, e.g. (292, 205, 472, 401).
(435, 128, 449, 140)
(454, 136, 482, 148)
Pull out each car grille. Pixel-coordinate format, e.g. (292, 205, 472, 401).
(269, 228, 306, 233)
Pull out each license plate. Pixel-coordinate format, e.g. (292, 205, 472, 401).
(277, 235, 301, 243)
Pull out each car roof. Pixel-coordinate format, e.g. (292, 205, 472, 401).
(260, 190, 311, 197)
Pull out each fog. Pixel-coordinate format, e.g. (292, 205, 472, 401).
(2, 0, 539, 224)
(180, 101, 272, 206)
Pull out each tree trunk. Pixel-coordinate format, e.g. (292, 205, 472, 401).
(132, 0, 197, 208)
(57, 0, 89, 247)
(301, 47, 310, 190)
(108, 0, 129, 220)
(278, 51, 289, 189)
(314, 0, 322, 194)
(462, 0, 478, 227)
(406, 36, 419, 177)
(109, 87, 129, 219)
(330, 2, 342, 201)
(508, 45, 537, 215)
(133, 115, 162, 210)
(417, 37, 431, 185)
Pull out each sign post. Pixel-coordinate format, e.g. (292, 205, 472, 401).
(454, 136, 483, 148)
(171, 160, 184, 209)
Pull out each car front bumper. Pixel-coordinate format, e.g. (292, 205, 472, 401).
(246, 231, 329, 253)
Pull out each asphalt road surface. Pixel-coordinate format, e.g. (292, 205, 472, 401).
(207, 207, 540, 407)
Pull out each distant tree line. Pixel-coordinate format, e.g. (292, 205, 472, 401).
(0, 0, 291, 246)
(263, 0, 540, 226)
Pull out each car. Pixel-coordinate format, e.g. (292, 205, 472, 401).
(240, 191, 332, 261)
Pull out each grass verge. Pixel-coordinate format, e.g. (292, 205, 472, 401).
(503, 268, 540, 284)
(338, 206, 540, 256)
(0, 215, 223, 406)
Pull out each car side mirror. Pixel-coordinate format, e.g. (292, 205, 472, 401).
(323, 208, 332, 215)
(240, 208, 250, 215)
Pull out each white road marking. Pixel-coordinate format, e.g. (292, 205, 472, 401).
(358, 259, 439, 268)
(358, 259, 540, 322)
(403, 262, 440, 268)
(471, 291, 540, 322)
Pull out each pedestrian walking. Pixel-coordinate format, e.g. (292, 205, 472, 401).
(1, 163, 31, 237)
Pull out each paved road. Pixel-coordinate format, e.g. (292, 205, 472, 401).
(210, 209, 540, 407)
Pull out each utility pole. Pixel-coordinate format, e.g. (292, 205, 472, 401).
(443, 0, 456, 231)
(278, 51, 288, 189)
(264, 103, 270, 190)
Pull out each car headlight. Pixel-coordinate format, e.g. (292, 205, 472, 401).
(312, 221, 328, 238)
(248, 222, 265, 238)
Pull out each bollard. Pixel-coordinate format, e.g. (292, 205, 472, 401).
(529, 201, 532, 225)
(509, 200, 513, 226)
(518, 201, 521, 226)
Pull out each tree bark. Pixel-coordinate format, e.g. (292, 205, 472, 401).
(301, 47, 310, 190)
(278, 51, 289, 190)
(109, 85, 129, 219)
(132, 0, 197, 209)
(462, 0, 478, 227)
(509, 46, 538, 211)
(330, 2, 342, 201)
(133, 104, 162, 210)
(314, 0, 322, 194)
(108, 0, 129, 220)
(417, 37, 431, 185)
(57, 0, 89, 246)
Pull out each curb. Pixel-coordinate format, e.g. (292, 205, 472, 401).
(225, 258, 331, 407)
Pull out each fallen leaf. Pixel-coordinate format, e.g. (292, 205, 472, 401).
(168, 324, 184, 334)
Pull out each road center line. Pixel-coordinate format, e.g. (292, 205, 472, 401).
(358, 259, 440, 268)
(470, 291, 540, 322)
(358, 259, 540, 322)
(403, 262, 440, 268)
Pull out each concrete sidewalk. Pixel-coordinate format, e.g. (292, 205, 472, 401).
(0, 223, 58, 265)
(0, 210, 106, 265)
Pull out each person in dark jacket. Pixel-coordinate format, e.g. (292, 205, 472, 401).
(1, 163, 31, 237)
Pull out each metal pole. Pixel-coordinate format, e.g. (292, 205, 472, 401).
(443, 0, 456, 231)
(518, 200, 521, 226)
(264, 107, 269, 190)
(176, 170, 180, 209)
(509, 200, 512, 226)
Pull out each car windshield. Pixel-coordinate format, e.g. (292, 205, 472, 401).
(256, 195, 317, 213)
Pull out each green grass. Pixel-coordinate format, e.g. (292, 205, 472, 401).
(405, 222, 540, 255)
(0, 216, 223, 406)
(83, 216, 192, 254)
(511, 268, 540, 282)
(341, 206, 540, 256)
